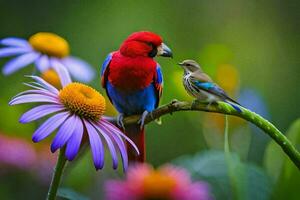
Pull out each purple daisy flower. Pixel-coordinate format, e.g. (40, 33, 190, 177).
(9, 75, 139, 171)
(0, 32, 94, 82)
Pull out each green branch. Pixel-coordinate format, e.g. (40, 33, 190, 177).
(119, 100, 300, 169)
(47, 148, 67, 200)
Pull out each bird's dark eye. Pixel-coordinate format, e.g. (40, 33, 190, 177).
(147, 42, 157, 57)
(186, 64, 191, 66)
(146, 42, 153, 47)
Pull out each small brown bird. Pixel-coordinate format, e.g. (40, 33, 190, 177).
(178, 59, 241, 112)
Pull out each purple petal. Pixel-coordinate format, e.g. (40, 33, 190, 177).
(9, 94, 59, 105)
(84, 120, 104, 170)
(98, 121, 128, 171)
(50, 58, 72, 87)
(101, 120, 139, 154)
(23, 82, 45, 91)
(93, 122, 118, 169)
(51, 115, 77, 153)
(20, 104, 64, 123)
(12, 89, 57, 99)
(0, 47, 32, 58)
(32, 112, 69, 142)
(62, 56, 95, 82)
(26, 75, 59, 94)
(106, 130, 128, 171)
(2, 52, 40, 75)
(0, 37, 30, 47)
(23, 82, 59, 96)
(65, 117, 84, 161)
(35, 55, 50, 72)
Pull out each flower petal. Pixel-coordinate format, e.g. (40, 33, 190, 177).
(62, 56, 95, 82)
(35, 55, 50, 72)
(84, 120, 104, 170)
(0, 37, 30, 48)
(93, 122, 119, 169)
(51, 115, 77, 153)
(101, 120, 139, 154)
(65, 117, 84, 161)
(0, 47, 32, 58)
(9, 94, 59, 105)
(26, 75, 59, 94)
(20, 104, 64, 123)
(108, 132, 128, 172)
(50, 58, 72, 87)
(12, 88, 57, 100)
(32, 112, 69, 142)
(99, 121, 128, 171)
(2, 52, 40, 75)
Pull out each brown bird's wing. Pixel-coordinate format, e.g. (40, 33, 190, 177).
(191, 71, 213, 83)
(190, 72, 240, 105)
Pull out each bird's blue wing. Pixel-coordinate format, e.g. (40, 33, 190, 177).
(194, 80, 240, 106)
(154, 63, 163, 108)
(194, 80, 229, 98)
(101, 53, 112, 89)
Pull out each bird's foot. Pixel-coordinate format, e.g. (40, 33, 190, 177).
(171, 99, 179, 104)
(137, 110, 149, 130)
(116, 113, 125, 130)
(191, 99, 203, 109)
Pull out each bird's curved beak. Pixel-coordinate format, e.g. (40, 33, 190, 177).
(157, 43, 173, 58)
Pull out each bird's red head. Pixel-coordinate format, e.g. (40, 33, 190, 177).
(120, 31, 172, 58)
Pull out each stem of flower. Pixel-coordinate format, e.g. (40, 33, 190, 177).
(224, 115, 230, 155)
(117, 100, 300, 170)
(223, 115, 235, 198)
(224, 115, 246, 199)
(47, 148, 67, 200)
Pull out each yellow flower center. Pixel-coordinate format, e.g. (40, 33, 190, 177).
(142, 171, 177, 199)
(29, 32, 70, 58)
(59, 83, 106, 121)
(41, 69, 62, 89)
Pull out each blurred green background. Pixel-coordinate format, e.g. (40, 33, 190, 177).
(0, 0, 299, 199)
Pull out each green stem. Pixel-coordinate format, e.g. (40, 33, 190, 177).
(223, 115, 236, 198)
(224, 115, 230, 154)
(224, 115, 246, 199)
(217, 101, 300, 169)
(47, 148, 67, 200)
(120, 100, 300, 169)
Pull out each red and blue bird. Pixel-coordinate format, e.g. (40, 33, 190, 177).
(101, 31, 172, 162)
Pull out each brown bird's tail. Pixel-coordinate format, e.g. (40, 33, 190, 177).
(125, 124, 145, 163)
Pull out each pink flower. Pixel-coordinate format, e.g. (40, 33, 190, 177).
(105, 163, 213, 200)
(0, 133, 56, 183)
(0, 134, 36, 169)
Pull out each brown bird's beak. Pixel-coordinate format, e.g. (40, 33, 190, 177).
(157, 43, 173, 58)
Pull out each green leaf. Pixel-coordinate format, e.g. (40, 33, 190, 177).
(264, 118, 300, 200)
(57, 188, 89, 200)
(173, 150, 272, 200)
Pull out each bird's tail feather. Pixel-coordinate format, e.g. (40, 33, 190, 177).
(226, 100, 242, 113)
(125, 124, 145, 163)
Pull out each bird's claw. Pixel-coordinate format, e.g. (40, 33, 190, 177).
(137, 110, 149, 130)
(116, 114, 125, 130)
(171, 99, 179, 104)
(191, 99, 199, 107)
